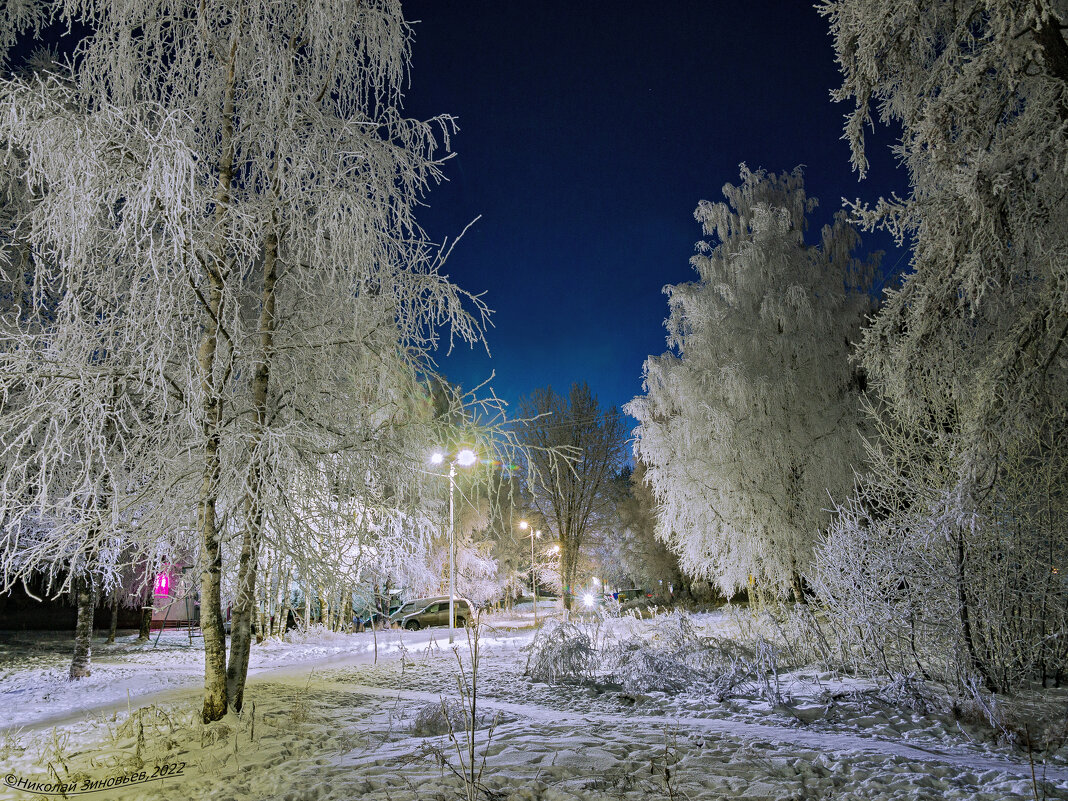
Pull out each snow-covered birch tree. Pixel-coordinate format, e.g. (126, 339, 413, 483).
(0, 0, 488, 721)
(627, 166, 876, 600)
(0, 73, 195, 679)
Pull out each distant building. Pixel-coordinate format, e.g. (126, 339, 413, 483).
(150, 565, 199, 630)
(0, 573, 139, 630)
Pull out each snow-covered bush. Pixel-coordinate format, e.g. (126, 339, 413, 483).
(608, 644, 697, 694)
(412, 699, 481, 737)
(646, 613, 701, 656)
(602, 613, 727, 696)
(524, 621, 597, 684)
(876, 673, 941, 716)
(526, 611, 790, 700)
(815, 411, 1068, 692)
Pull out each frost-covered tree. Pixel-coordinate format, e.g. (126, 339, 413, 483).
(0, 0, 46, 58)
(815, 0, 1068, 690)
(518, 383, 626, 611)
(816, 402, 1068, 692)
(819, 0, 1068, 468)
(627, 166, 876, 600)
(0, 126, 189, 679)
(0, 0, 486, 721)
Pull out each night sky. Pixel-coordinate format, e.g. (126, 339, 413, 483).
(401, 1, 909, 423)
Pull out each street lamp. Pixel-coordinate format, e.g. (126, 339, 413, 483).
(519, 520, 542, 625)
(431, 448, 477, 643)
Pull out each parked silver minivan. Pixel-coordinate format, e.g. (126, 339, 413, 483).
(392, 596, 472, 630)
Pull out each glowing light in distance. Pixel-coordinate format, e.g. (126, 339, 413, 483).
(456, 449, 477, 467)
(430, 452, 444, 465)
(582, 592, 595, 608)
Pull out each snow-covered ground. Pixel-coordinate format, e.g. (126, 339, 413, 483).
(2, 607, 1066, 800)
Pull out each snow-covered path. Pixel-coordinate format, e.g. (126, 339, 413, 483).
(0, 624, 512, 733)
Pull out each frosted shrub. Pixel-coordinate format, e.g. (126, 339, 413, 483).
(815, 413, 1068, 693)
(876, 673, 941, 716)
(751, 606, 843, 672)
(412, 699, 475, 737)
(604, 613, 716, 695)
(647, 613, 702, 658)
(600, 612, 645, 643)
(610, 643, 697, 694)
(524, 621, 596, 684)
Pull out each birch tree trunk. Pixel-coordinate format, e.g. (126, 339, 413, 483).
(196, 28, 240, 723)
(253, 598, 264, 645)
(137, 583, 152, 642)
(226, 217, 278, 711)
(69, 575, 94, 680)
(341, 591, 352, 633)
(197, 263, 229, 721)
(561, 537, 578, 612)
(279, 598, 291, 638)
(275, 568, 291, 638)
(106, 589, 119, 644)
(265, 560, 277, 639)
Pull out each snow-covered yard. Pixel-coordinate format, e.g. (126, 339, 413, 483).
(2, 608, 1067, 800)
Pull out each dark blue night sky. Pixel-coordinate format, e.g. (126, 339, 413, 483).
(401, 1, 909, 423)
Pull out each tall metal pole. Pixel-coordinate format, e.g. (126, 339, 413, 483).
(530, 530, 538, 626)
(448, 462, 456, 645)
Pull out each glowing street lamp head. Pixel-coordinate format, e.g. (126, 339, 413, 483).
(430, 452, 445, 465)
(456, 449, 477, 467)
(519, 520, 529, 530)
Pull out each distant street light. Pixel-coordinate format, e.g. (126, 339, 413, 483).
(519, 520, 542, 625)
(432, 448, 477, 643)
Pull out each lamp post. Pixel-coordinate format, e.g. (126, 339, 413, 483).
(519, 520, 541, 625)
(431, 448, 477, 644)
